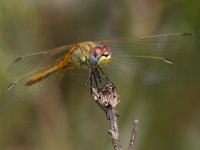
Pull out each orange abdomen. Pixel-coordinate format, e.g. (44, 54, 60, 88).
(25, 47, 76, 86)
(25, 66, 57, 86)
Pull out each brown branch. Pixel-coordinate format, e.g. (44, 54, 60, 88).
(89, 68, 139, 150)
(128, 120, 139, 150)
(91, 83, 122, 150)
(107, 106, 122, 150)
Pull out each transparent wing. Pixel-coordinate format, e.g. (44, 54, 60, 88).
(5, 70, 65, 104)
(7, 44, 75, 77)
(98, 33, 192, 86)
(97, 33, 192, 57)
(67, 67, 90, 85)
(103, 55, 175, 88)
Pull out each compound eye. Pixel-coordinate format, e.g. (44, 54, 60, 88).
(92, 46, 103, 57)
(102, 45, 112, 54)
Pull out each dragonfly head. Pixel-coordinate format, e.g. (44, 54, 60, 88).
(89, 45, 112, 67)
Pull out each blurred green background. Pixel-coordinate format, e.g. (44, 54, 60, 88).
(0, 0, 200, 150)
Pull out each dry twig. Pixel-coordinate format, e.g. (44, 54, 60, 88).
(88, 67, 138, 150)
(128, 120, 139, 150)
(91, 83, 121, 150)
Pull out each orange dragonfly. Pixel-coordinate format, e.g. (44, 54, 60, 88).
(7, 33, 192, 101)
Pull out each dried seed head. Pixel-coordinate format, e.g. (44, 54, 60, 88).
(91, 83, 120, 108)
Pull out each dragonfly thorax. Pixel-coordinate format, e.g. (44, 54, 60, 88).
(89, 45, 112, 67)
(70, 42, 112, 67)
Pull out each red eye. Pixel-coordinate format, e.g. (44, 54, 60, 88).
(102, 45, 112, 53)
(91, 46, 103, 57)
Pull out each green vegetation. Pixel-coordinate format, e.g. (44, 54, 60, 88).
(0, 1, 199, 150)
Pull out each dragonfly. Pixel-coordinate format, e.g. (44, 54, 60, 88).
(7, 33, 192, 101)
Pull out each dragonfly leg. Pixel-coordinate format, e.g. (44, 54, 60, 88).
(87, 66, 119, 112)
(88, 67, 106, 112)
(97, 66, 114, 86)
(86, 69, 93, 94)
(86, 69, 92, 86)
(86, 67, 101, 94)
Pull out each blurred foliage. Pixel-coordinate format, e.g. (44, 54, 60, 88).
(0, 0, 200, 150)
